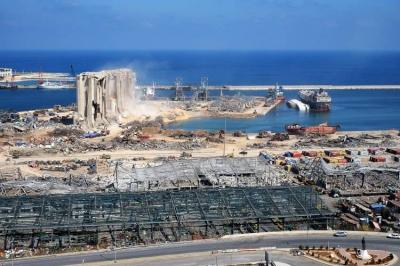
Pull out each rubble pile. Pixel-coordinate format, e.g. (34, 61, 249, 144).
(0, 176, 100, 196)
(0, 107, 75, 135)
(113, 156, 291, 191)
(208, 96, 257, 113)
(117, 138, 206, 150)
(297, 157, 400, 195)
(163, 129, 209, 139)
(0, 110, 19, 123)
(50, 127, 84, 137)
(293, 134, 397, 149)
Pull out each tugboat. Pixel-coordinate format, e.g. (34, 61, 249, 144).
(299, 88, 331, 112)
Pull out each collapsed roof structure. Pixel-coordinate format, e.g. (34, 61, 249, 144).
(0, 186, 333, 250)
(113, 157, 290, 191)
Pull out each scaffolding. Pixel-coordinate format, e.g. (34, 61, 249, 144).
(193, 77, 208, 101)
(174, 78, 184, 101)
(0, 186, 333, 250)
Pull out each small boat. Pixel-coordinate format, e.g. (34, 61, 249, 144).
(37, 80, 65, 89)
(0, 82, 17, 89)
(286, 123, 303, 134)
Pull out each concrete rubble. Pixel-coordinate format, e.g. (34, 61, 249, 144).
(208, 96, 258, 113)
(114, 156, 291, 191)
(297, 157, 400, 195)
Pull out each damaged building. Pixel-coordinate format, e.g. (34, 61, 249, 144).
(76, 69, 136, 129)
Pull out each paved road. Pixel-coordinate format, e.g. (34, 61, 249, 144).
(3, 232, 400, 266)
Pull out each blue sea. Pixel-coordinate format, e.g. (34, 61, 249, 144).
(1, 50, 400, 131)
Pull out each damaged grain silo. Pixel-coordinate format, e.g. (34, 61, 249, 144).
(75, 69, 136, 129)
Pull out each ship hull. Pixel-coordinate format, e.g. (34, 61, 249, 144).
(286, 123, 338, 135)
(306, 101, 331, 112)
(298, 89, 331, 112)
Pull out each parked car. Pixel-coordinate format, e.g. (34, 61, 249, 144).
(387, 233, 400, 239)
(333, 231, 348, 237)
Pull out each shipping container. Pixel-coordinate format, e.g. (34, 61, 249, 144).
(324, 157, 339, 163)
(325, 150, 341, 157)
(302, 150, 318, 157)
(370, 156, 386, 162)
(387, 148, 400, 155)
(283, 151, 292, 157)
(368, 147, 384, 155)
(344, 156, 354, 162)
(291, 151, 302, 158)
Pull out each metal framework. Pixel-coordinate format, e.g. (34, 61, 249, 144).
(0, 186, 333, 250)
(119, 157, 290, 191)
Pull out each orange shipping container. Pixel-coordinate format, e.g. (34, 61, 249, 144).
(292, 151, 302, 158)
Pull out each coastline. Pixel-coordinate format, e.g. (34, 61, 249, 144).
(3, 83, 400, 91)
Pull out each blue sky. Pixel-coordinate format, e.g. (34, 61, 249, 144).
(0, 0, 399, 50)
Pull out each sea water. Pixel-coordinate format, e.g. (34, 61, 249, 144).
(1, 50, 399, 131)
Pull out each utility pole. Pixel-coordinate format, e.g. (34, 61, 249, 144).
(223, 117, 227, 156)
(11, 242, 14, 266)
(114, 161, 120, 190)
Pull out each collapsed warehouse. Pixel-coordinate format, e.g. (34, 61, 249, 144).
(299, 157, 400, 196)
(0, 156, 334, 254)
(116, 156, 291, 191)
(0, 157, 291, 196)
(0, 186, 333, 251)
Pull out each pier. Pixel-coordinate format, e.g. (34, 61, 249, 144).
(145, 84, 400, 91)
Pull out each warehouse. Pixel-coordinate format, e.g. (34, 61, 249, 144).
(0, 186, 333, 250)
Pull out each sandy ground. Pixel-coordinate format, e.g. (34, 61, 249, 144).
(113, 98, 276, 125)
(4, 129, 399, 166)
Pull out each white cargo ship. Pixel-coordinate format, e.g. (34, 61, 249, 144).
(299, 88, 331, 112)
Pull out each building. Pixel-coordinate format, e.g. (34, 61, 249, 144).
(0, 68, 12, 79)
(76, 69, 136, 129)
(0, 186, 333, 250)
